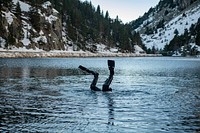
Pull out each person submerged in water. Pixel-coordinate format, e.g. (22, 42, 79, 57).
(79, 60, 115, 91)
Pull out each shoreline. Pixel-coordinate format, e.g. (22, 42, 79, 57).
(0, 51, 162, 58)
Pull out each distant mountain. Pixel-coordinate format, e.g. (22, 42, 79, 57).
(131, 0, 200, 56)
(0, 0, 145, 54)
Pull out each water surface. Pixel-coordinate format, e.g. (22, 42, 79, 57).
(0, 57, 200, 133)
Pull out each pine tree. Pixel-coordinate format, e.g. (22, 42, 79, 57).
(119, 27, 130, 51)
(190, 24, 196, 36)
(96, 5, 101, 15)
(105, 11, 109, 20)
(0, 14, 3, 37)
(193, 18, 200, 46)
(7, 25, 16, 47)
(183, 28, 190, 44)
(29, 7, 40, 32)
(15, 2, 21, 19)
(196, 32, 200, 46)
(157, 19, 165, 29)
(1, 0, 12, 9)
(174, 29, 179, 35)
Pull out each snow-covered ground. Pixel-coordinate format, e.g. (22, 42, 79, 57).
(13, 0, 31, 12)
(0, 50, 160, 58)
(2, 11, 14, 25)
(0, 43, 152, 58)
(141, 4, 200, 50)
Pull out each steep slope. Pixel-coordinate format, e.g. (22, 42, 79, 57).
(0, 1, 64, 51)
(0, 0, 145, 54)
(142, 3, 200, 49)
(131, 0, 200, 56)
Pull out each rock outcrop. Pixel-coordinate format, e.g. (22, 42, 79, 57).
(0, 1, 64, 51)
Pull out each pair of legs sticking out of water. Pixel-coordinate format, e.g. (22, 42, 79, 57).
(79, 60, 115, 91)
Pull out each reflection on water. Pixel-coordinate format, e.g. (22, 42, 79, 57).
(0, 57, 200, 132)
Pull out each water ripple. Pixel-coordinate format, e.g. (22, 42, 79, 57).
(0, 57, 200, 132)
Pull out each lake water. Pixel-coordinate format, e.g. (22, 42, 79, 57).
(0, 57, 200, 133)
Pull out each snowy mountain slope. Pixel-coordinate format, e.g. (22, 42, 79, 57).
(1, 0, 146, 54)
(130, 0, 200, 56)
(142, 3, 200, 49)
(0, 0, 65, 51)
(3, 0, 199, 56)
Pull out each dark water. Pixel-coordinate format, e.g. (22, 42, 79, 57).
(0, 57, 200, 133)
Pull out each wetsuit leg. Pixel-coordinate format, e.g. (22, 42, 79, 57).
(102, 60, 115, 91)
(90, 72, 101, 91)
(79, 65, 101, 91)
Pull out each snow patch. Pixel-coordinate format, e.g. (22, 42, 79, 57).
(19, 1, 31, 12)
(0, 37, 6, 48)
(12, 0, 18, 4)
(141, 4, 200, 50)
(42, 1, 52, 9)
(2, 11, 14, 25)
(33, 36, 48, 44)
(96, 43, 108, 52)
(21, 20, 32, 46)
(12, 0, 31, 12)
(38, 9, 58, 23)
(110, 48, 118, 53)
(45, 15, 58, 23)
(134, 45, 145, 54)
(21, 38, 31, 46)
(39, 30, 44, 35)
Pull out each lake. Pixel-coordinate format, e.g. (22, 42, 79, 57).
(0, 57, 200, 133)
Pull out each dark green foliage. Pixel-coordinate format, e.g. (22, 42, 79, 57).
(166, 32, 191, 52)
(190, 24, 196, 35)
(7, 25, 16, 47)
(0, 15, 4, 37)
(158, 0, 176, 9)
(174, 29, 179, 35)
(195, 33, 200, 46)
(191, 0, 198, 4)
(0, 0, 12, 10)
(29, 7, 41, 32)
(145, 27, 154, 35)
(157, 19, 165, 29)
(15, 2, 21, 19)
(163, 17, 200, 56)
(195, 18, 200, 46)
(29, 0, 47, 6)
(164, 10, 169, 16)
(0, 0, 144, 52)
(48, 0, 142, 52)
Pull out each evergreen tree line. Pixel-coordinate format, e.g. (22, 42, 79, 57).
(34, 0, 145, 52)
(62, 0, 145, 52)
(131, 0, 198, 31)
(0, 0, 145, 52)
(163, 18, 200, 56)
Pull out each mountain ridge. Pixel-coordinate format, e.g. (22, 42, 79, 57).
(0, 0, 145, 54)
(131, 0, 200, 56)
(0, 0, 200, 56)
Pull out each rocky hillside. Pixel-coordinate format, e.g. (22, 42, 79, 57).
(131, 0, 200, 56)
(0, 0, 145, 54)
(0, 0, 64, 51)
(1, 0, 200, 56)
